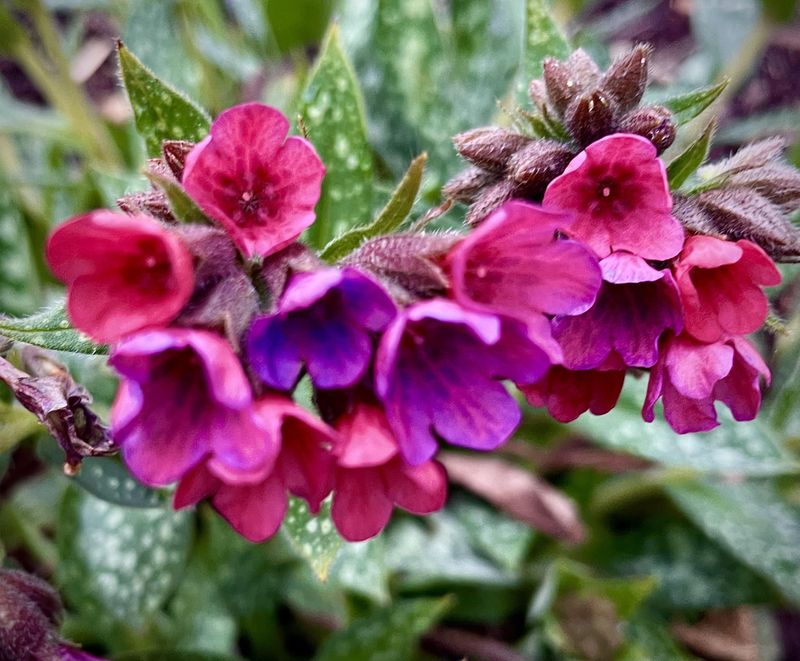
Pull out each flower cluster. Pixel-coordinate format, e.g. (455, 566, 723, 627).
(46, 43, 800, 544)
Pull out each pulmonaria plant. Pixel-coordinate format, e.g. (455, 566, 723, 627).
(35, 38, 800, 546)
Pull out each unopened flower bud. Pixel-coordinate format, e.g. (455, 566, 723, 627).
(0, 570, 63, 626)
(162, 140, 195, 180)
(542, 50, 601, 117)
(564, 89, 618, 147)
(528, 79, 548, 108)
(508, 139, 575, 198)
(0, 571, 62, 661)
(116, 190, 174, 223)
(442, 167, 498, 203)
(345, 233, 458, 303)
(728, 163, 800, 212)
(619, 105, 675, 153)
(600, 44, 651, 112)
(465, 179, 517, 226)
(453, 127, 531, 173)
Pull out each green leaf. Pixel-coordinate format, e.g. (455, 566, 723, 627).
(0, 301, 107, 355)
(39, 441, 168, 509)
(281, 497, 342, 581)
(660, 79, 728, 125)
(299, 25, 374, 248)
(517, 0, 571, 102)
(315, 597, 452, 661)
(58, 486, 192, 627)
(329, 536, 390, 604)
(667, 119, 716, 189)
(620, 615, 694, 661)
(144, 170, 211, 224)
(320, 153, 426, 262)
(668, 478, 800, 605)
(601, 520, 774, 612)
(0, 190, 39, 316)
(574, 393, 798, 476)
(113, 652, 241, 661)
(266, 0, 334, 53)
(118, 42, 211, 157)
(0, 404, 40, 453)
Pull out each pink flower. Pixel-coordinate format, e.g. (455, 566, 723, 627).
(643, 333, 771, 433)
(331, 402, 447, 542)
(375, 299, 559, 466)
(182, 103, 325, 258)
(553, 252, 683, 369)
(174, 396, 336, 542)
(110, 329, 277, 486)
(521, 363, 625, 423)
(447, 200, 602, 323)
(543, 133, 685, 260)
(673, 235, 781, 343)
(46, 211, 193, 343)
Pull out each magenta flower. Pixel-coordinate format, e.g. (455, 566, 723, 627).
(673, 235, 781, 343)
(448, 200, 602, 322)
(375, 299, 557, 466)
(543, 133, 685, 260)
(553, 252, 683, 369)
(331, 402, 447, 542)
(182, 103, 325, 258)
(247, 267, 396, 390)
(643, 333, 771, 433)
(522, 364, 625, 423)
(174, 396, 336, 542)
(46, 211, 193, 344)
(110, 329, 277, 486)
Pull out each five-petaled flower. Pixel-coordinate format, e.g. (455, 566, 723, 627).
(543, 133, 685, 260)
(182, 103, 325, 258)
(247, 267, 396, 391)
(47, 211, 194, 343)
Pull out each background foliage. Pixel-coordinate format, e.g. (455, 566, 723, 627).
(0, 0, 799, 659)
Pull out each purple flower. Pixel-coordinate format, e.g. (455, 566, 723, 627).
(375, 299, 557, 466)
(110, 329, 277, 486)
(553, 252, 683, 369)
(247, 267, 397, 390)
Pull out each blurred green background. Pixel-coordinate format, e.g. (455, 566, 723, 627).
(1, 0, 800, 659)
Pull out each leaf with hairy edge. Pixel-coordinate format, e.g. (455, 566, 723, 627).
(320, 153, 426, 262)
(281, 497, 342, 581)
(118, 42, 211, 157)
(0, 302, 106, 355)
(668, 478, 800, 605)
(58, 486, 192, 628)
(667, 120, 716, 189)
(661, 79, 728, 126)
(145, 170, 211, 224)
(517, 0, 571, 103)
(315, 597, 452, 661)
(299, 25, 374, 248)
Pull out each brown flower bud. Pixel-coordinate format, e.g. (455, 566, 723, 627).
(162, 140, 195, 180)
(116, 190, 175, 223)
(345, 233, 458, 304)
(542, 57, 575, 116)
(452, 127, 531, 173)
(566, 49, 602, 88)
(258, 242, 325, 309)
(728, 163, 800, 213)
(674, 188, 800, 261)
(465, 178, 517, 226)
(0, 570, 62, 626)
(564, 88, 618, 147)
(0, 571, 62, 661)
(508, 139, 575, 198)
(618, 104, 676, 153)
(441, 167, 498, 203)
(700, 136, 786, 179)
(600, 44, 651, 112)
(528, 79, 548, 109)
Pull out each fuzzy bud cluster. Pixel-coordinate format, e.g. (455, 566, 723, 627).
(444, 45, 677, 225)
